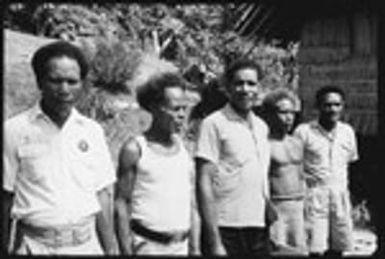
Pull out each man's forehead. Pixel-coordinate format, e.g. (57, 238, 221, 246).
(163, 87, 187, 105)
(323, 92, 344, 100)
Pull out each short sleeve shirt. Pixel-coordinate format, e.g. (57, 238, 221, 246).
(294, 120, 358, 189)
(3, 103, 116, 226)
(195, 104, 270, 227)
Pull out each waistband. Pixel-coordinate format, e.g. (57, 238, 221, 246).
(305, 177, 347, 189)
(130, 219, 189, 244)
(16, 217, 94, 248)
(271, 193, 304, 201)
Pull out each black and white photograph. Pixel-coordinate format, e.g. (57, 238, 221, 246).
(2, 1, 383, 257)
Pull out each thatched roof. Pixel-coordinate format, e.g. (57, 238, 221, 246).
(230, 0, 379, 43)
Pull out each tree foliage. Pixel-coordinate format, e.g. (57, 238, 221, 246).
(5, 2, 299, 121)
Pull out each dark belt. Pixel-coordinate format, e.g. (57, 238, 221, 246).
(130, 219, 189, 244)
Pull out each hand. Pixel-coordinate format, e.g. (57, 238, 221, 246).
(212, 242, 227, 256)
(106, 245, 120, 255)
(120, 239, 133, 255)
(103, 239, 120, 255)
(189, 246, 201, 256)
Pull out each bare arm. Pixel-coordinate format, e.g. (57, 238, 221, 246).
(195, 157, 226, 255)
(2, 190, 13, 254)
(96, 185, 119, 255)
(114, 138, 140, 255)
(188, 168, 201, 255)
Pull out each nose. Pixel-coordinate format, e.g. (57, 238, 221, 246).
(238, 83, 251, 92)
(326, 104, 339, 112)
(176, 107, 186, 120)
(58, 81, 71, 94)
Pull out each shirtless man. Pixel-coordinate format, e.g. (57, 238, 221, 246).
(261, 89, 306, 254)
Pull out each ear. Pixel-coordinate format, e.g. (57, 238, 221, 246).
(223, 87, 232, 99)
(147, 103, 159, 114)
(36, 77, 44, 90)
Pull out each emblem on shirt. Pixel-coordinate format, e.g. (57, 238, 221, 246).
(78, 140, 89, 152)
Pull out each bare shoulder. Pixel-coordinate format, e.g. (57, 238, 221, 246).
(288, 134, 303, 146)
(118, 136, 141, 168)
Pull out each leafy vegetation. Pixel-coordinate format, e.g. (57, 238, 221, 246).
(5, 3, 299, 94)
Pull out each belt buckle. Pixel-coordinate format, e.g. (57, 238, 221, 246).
(170, 231, 187, 243)
(73, 225, 91, 245)
(54, 227, 73, 247)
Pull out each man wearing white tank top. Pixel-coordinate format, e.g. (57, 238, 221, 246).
(114, 73, 196, 255)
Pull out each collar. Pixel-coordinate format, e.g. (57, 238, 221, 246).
(310, 120, 341, 140)
(29, 101, 84, 126)
(222, 103, 254, 124)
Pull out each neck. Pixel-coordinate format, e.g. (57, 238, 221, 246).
(318, 117, 337, 132)
(270, 128, 288, 140)
(229, 103, 250, 119)
(40, 99, 71, 128)
(145, 125, 174, 146)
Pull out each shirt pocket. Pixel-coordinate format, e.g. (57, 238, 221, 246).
(18, 144, 50, 182)
(305, 141, 326, 165)
(213, 158, 243, 199)
(220, 133, 250, 165)
(305, 187, 329, 217)
(337, 141, 354, 163)
(70, 144, 97, 192)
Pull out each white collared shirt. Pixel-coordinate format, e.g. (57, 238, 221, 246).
(294, 120, 358, 189)
(3, 103, 116, 226)
(195, 104, 270, 227)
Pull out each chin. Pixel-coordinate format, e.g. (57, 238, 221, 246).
(234, 102, 251, 112)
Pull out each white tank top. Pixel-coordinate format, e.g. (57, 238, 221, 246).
(131, 135, 192, 231)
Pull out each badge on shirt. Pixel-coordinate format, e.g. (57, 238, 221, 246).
(78, 140, 89, 152)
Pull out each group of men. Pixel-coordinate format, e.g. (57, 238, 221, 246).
(3, 41, 358, 257)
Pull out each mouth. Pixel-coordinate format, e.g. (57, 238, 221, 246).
(56, 95, 74, 103)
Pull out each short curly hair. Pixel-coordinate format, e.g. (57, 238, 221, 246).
(315, 85, 345, 107)
(31, 41, 89, 83)
(223, 58, 263, 89)
(262, 88, 298, 113)
(136, 72, 188, 111)
(261, 88, 299, 135)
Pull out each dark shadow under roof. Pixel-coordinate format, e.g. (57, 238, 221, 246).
(231, 0, 380, 43)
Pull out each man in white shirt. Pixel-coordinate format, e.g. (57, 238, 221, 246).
(195, 58, 271, 257)
(3, 41, 118, 255)
(294, 86, 359, 258)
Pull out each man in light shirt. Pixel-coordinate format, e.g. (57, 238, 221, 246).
(195, 58, 271, 257)
(294, 86, 359, 258)
(114, 72, 197, 255)
(3, 41, 118, 255)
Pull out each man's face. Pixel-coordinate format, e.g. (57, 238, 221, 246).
(318, 92, 344, 123)
(39, 56, 82, 112)
(227, 68, 260, 114)
(275, 98, 296, 133)
(157, 87, 188, 134)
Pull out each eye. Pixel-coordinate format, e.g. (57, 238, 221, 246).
(48, 78, 61, 84)
(67, 79, 79, 85)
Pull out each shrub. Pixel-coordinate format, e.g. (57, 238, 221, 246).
(82, 36, 142, 94)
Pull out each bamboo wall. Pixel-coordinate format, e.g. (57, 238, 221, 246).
(298, 12, 378, 136)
